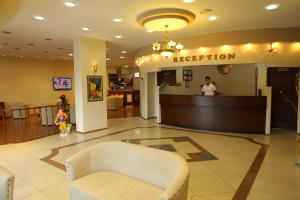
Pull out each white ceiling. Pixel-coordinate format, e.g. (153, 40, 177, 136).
(0, 0, 300, 67)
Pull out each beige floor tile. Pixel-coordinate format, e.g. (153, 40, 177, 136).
(203, 192, 234, 200)
(42, 183, 69, 200)
(217, 172, 245, 190)
(192, 196, 209, 200)
(188, 162, 215, 176)
(189, 174, 234, 196)
(22, 192, 51, 200)
(26, 170, 67, 190)
(247, 189, 294, 200)
(204, 160, 247, 174)
(14, 178, 39, 200)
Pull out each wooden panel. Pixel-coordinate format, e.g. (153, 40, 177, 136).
(160, 95, 267, 133)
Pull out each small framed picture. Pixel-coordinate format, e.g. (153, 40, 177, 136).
(87, 75, 103, 102)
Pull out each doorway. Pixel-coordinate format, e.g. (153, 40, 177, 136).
(267, 67, 299, 130)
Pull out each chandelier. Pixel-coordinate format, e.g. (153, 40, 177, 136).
(152, 25, 184, 58)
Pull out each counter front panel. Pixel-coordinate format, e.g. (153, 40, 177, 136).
(160, 95, 267, 133)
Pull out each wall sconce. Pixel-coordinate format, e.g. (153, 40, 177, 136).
(92, 64, 98, 73)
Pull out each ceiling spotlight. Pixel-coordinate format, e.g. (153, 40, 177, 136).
(147, 30, 154, 33)
(115, 35, 122, 39)
(120, 56, 125, 59)
(121, 51, 127, 54)
(124, 65, 128, 68)
(265, 3, 280, 10)
(113, 18, 123, 23)
(208, 16, 217, 21)
(182, 0, 194, 3)
(68, 53, 73, 56)
(106, 58, 110, 61)
(63, 1, 77, 7)
(2, 31, 11, 34)
(34, 15, 45, 21)
(81, 27, 91, 31)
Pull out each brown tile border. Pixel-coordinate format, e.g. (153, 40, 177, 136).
(40, 125, 269, 200)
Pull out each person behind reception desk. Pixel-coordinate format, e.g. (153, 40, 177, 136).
(201, 76, 217, 96)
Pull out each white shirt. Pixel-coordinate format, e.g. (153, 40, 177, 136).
(202, 83, 216, 96)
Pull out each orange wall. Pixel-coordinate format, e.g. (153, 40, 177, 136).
(0, 57, 74, 108)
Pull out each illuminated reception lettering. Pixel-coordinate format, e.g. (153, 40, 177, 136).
(173, 53, 236, 62)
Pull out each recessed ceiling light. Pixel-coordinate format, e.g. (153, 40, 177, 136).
(113, 18, 123, 23)
(58, 47, 64, 50)
(68, 53, 73, 56)
(208, 16, 217, 21)
(120, 56, 125, 59)
(34, 15, 45, 21)
(27, 43, 35, 46)
(106, 58, 110, 61)
(182, 0, 194, 3)
(45, 38, 52, 41)
(265, 3, 280, 10)
(121, 51, 127, 54)
(115, 35, 122, 39)
(81, 27, 91, 31)
(147, 30, 154, 33)
(200, 8, 212, 14)
(63, 1, 77, 7)
(2, 31, 11, 34)
(124, 65, 128, 68)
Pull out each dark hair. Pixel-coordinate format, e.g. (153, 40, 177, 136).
(205, 76, 211, 80)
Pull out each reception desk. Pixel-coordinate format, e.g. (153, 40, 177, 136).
(160, 94, 267, 133)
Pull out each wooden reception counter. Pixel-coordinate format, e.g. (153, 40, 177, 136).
(160, 94, 267, 133)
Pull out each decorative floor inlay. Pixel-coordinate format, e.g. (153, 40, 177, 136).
(40, 126, 269, 200)
(122, 136, 218, 162)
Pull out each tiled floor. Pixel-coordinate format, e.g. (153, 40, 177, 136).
(0, 117, 299, 200)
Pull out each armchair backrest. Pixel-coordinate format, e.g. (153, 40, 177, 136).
(88, 142, 189, 189)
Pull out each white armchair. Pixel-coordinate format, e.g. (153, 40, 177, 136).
(0, 165, 14, 200)
(66, 142, 189, 200)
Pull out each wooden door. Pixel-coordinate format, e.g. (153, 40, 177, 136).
(267, 68, 299, 130)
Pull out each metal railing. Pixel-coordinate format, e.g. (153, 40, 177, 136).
(0, 104, 70, 144)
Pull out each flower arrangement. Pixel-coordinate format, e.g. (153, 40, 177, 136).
(59, 94, 67, 108)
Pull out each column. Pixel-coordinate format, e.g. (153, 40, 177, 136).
(73, 36, 107, 133)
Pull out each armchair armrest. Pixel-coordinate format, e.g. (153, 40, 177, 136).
(0, 166, 14, 200)
(160, 174, 189, 200)
(66, 150, 92, 181)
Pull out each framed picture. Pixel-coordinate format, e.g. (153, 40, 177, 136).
(87, 75, 103, 102)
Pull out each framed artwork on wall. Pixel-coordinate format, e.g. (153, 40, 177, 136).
(87, 75, 103, 102)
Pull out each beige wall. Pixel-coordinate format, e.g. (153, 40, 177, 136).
(0, 57, 74, 108)
(162, 64, 257, 96)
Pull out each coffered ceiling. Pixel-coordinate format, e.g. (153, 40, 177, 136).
(0, 0, 300, 67)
